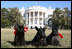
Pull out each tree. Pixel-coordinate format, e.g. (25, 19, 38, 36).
(8, 7, 25, 27)
(1, 7, 25, 28)
(48, 7, 71, 29)
(1, 8, 10, 28)
(63, 8, 71, 29)
(52, 8, 63, 28)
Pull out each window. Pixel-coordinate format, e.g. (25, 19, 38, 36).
(35, 18, 38, 24)
(31, 18, 33, 24)
(39, 18, 42, 25)
(43, 12, 45, 17)
(39, 12, 42, 17)
(43, 18, 45, 25)
(35, 11, 38, 17)
(31, 12, 33, 17)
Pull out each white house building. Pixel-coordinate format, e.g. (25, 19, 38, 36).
(19, 6, 55, 29)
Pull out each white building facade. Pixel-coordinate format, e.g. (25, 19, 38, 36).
(19, 6, 55, 29)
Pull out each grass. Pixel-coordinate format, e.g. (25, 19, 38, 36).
(1, 28, 71, 48)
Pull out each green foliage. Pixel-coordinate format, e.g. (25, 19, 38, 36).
(1, 8, 10, 28)
(49, 7, 71, 29)
(1, 7, 25, 28)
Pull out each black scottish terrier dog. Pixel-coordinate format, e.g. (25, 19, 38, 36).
(14, 23, 25, 46)
(31, 27, 47, 46)
(46, 26, 61, 46)
(13, 23, 61, 47)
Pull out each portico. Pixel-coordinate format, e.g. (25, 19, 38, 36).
(25, 11, 45, 28)
(19, 6, 54, 29)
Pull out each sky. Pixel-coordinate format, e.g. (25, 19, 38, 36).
(1, 1, 71, 10)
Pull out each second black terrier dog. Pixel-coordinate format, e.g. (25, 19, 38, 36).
(14, 23, 25, 46)
(46, 26, 61, 46)
(31, 27, 47, 46)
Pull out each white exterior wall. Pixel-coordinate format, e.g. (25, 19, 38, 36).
(19, 6, 54, 29)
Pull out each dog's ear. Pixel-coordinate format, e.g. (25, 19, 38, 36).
(35, 26, 39, 31)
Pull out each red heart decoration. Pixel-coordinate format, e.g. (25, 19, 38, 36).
(24, 27, 28, 32)
(58, 33, 63, 39)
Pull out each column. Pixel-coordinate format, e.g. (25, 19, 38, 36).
(44, 12, 45, 25)
(38, 11, 39, 27)
(29, 11, 31, 28)
(42, 12, 43, 28)
(26, 12, 28, 25)
(33, 11, 35, 27)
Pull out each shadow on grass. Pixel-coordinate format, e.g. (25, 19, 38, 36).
(7, 41, 15, 46)
(7, 41, 32, 46)
(25, 41, 32, 45)
(7, 41, 44, 48)
(7, 41, 61, 48)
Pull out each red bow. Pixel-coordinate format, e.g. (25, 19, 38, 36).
(24, 27, 28, 32)
(14, 27, 28, 35)
(58, 33, 63, 39)
(14, 28, 17, 35)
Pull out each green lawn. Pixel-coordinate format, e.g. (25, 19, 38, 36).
(1, 28, 71, 48)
